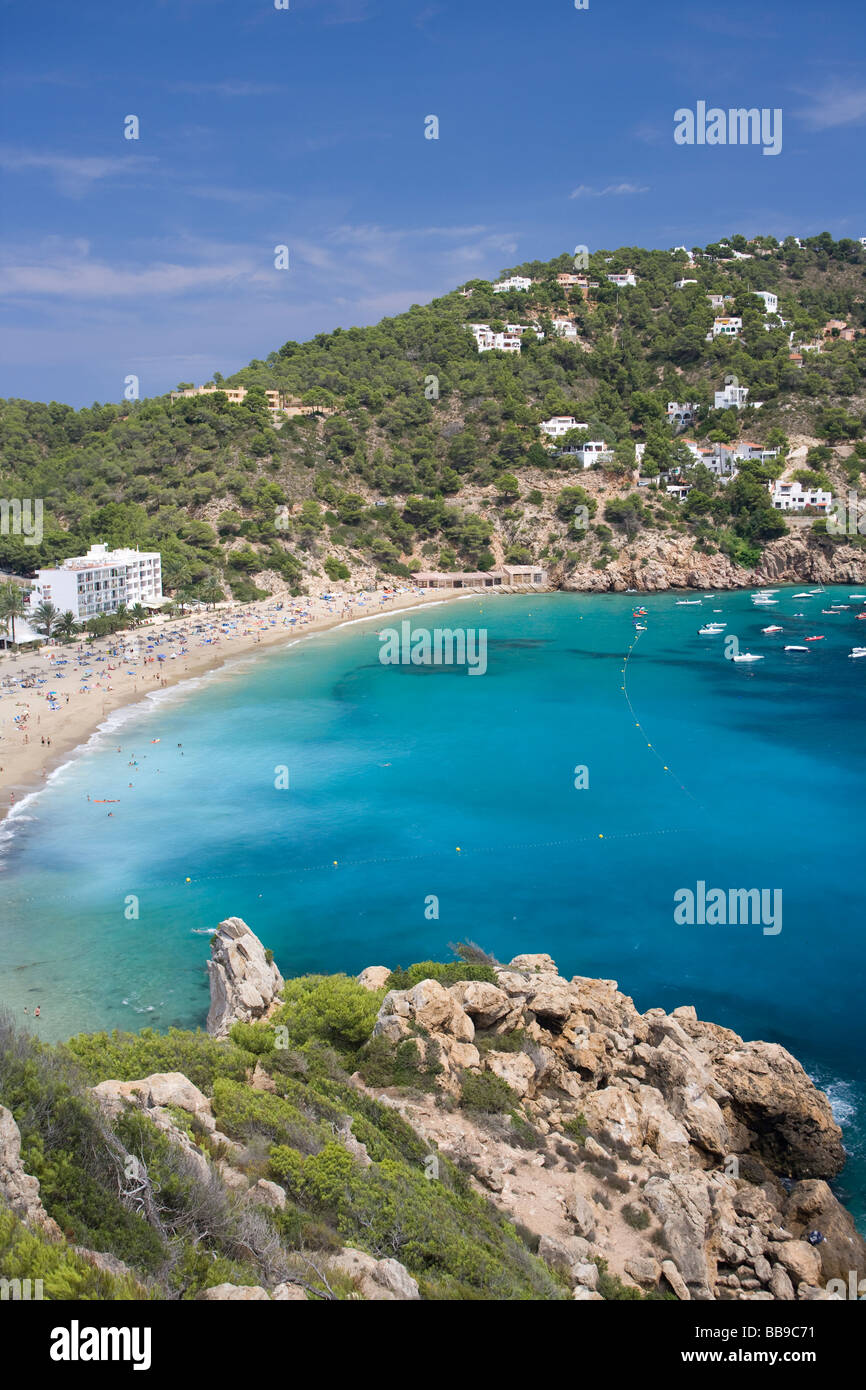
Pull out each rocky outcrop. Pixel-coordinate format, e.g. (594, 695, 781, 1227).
(559, 531, 866, 594)
(364, 952, 862, 1301)
(0, 1105, 62, 1240)
(327, 1247, 420, 1300)
(206, 917, 284, 1037)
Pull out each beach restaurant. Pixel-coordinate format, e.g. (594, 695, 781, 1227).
(412, 565, 548, 590)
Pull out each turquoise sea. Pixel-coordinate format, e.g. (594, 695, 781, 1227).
(1, 587, 864, 1222)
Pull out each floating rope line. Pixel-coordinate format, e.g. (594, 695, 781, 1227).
(621, 625, 702, 807)
(6, 824, 693, 907)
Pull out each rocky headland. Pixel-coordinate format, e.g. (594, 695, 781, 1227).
(1, 919, 862, 1301)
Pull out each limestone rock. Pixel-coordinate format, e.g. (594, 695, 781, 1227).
(713, 1042, 844, 1178)
(775, 1239, 822, 1287)
(357, 966, 391, 991)
(197, 1283, 270, 1301)
(244, 1178, 287, 1210)
(0, 1106, 62, 1240)
(272, 1282, 309, 1300)
(206, 917, 284, 1038)
(328, 1247, 420, 1300)
(661, 1260, 691, 1301)
(769, 1264, 795, 1300)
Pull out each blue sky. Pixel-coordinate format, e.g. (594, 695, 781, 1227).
(1, 0, 865, 407)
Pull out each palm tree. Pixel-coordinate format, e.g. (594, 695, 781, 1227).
(129, 603, 147, 627)
(199, 579, 224, 610)
(114, 602, 129, 628)
(56, 611, 79, 642)
(32, 600, 59, 637)
(0, 581, 26, 647)
(175, 587, 197, 614)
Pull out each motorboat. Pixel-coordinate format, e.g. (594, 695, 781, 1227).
(805, 635, 825, 642)
(784, 645, 808, 652)
(761, 625, 783, 633)
(676, 599, 701, 605)
(698, 624, 725, 635)
(729, 652, 764, 662)
(849, 648, 866, 659)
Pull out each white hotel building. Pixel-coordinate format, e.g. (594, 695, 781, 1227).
(28, 544, 163, 621)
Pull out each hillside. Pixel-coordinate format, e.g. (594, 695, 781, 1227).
(1, 920, 861, 1302)
(2, 232, 866, 606)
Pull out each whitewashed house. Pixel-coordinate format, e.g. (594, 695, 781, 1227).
(551, 317, 579, 340)
(753, 290, 778, 315)
(708, 317, 742, 339)
(770, 481, 832, 512)
(674, 278, 698, 289)
(714, 383, 749, 409)
(559, 439, 609, 467)
(667, 401, 699, 428)
(607, 270, 637, 288)
(468, 324, 522, 354)
(492, 276, 534, 293)
(736, 442, 779, 465)
(539, 416, 589, 438)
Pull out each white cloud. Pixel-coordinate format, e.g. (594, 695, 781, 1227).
(0, 147, 156, 196)
(796, 81, 866, 131)
(166, 80, 285, 97)
(569, 182, 649, 199)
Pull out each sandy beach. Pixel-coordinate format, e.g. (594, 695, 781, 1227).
(0, 583, 472, 817)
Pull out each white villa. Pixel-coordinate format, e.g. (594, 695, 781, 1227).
(770, 481, 832, 512)
(492, 276, 534, 293)
(754, 290, 778, 315)
(667, 401, 699, 427)
(539, 415, 589, 438)
(558, 439, 609, 467)
(468, 324, 521, 354)
(707, 294, 734, 309)
(551, 317, 579, 340)
(674, 278, 698, 289)
(708, 317, 742, 339)
(714, 383, 749, 409)
(607, 270, 637, 288)
(28, 544, 164, 622)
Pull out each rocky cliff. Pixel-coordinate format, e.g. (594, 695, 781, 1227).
(206, 916, 284, 1038)
(362, 952, 863, 1301)
(558, 531, 866, 593)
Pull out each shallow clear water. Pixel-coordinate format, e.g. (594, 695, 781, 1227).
(1, 588, 864, 1220)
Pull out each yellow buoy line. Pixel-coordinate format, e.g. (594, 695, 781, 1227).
(621, 625, 701, 806)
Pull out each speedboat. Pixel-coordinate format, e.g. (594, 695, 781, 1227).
(849, 648, 866, 659)
(761, 625, 783, 633)
(634, 624, 647, 631)
(730, 652, 764, 662)
(784, 645, 808, 652)
(676, 599, 701, 605)
(698, 624, 725, 635)
(850, 594, 866, 600)
(805, 635, 825, 642)
(793, 593, 813, 598)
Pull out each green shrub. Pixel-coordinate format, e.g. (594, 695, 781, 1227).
(386, 960, 497, 990)
(562, 1113, 588, 1144)
(459, 1070, 518, 1114)
(229, 1021, 276, 1055)
(270, 975, 383, 1055)
(622, 1202, 651, 1230)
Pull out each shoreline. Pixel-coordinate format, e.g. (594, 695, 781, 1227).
(0, 585, 483, 822)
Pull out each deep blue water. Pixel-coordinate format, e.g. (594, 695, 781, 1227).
(1, 587, 864, 1221)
